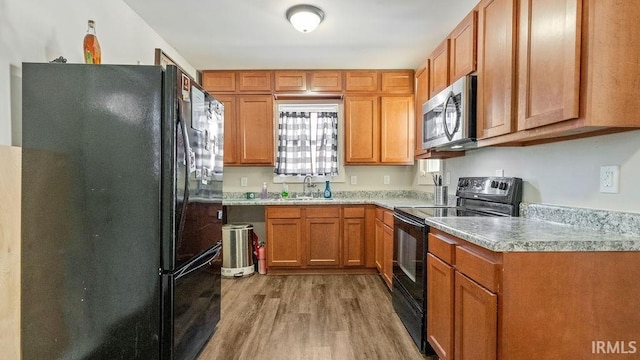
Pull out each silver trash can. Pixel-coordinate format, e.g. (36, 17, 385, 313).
(221, 223, 255, 277)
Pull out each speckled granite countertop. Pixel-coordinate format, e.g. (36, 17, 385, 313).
(426, 216, 640, 252)
(224, 191, 640, 252)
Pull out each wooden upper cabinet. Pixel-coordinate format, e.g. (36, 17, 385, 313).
(238, 95, 274, 165)
(380, 96, 414, 164)
(309, 71, 343, 92)
(216, 95, 239, 164)
(345, 71, 380, 92)
(429, 39, 451, 96)
(274, 71, 307, 92)
(517, 0, 581, 130)
(202, 71, 236, 93)
(414, 62, 429, 157)
(344, 96, 380, 163)
(381, 71, 414, 93)
(449, 10, 478, 83)
(476, 0, 517, 139)
(238, 71, 272, 92)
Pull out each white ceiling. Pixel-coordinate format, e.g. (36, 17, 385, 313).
(123, 0, 478, 70)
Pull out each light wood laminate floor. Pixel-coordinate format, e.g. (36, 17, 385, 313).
(199, 274, 434, 360)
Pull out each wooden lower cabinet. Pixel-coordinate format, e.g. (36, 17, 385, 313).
(374, 218, 384, 272)
(266, 205, 374, 271)
(306, 208, 341, 267)
(454, 272, 497, 360)
(266, 217, 303, 267)
(428, 228, 640, 359)
(426, 254, 454, 360)
(343, 206, 366, 267)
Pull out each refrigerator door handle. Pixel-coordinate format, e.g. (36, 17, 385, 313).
(175, 241, 222, 280)
(176, 100, 191, 249)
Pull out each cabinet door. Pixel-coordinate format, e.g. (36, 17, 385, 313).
(477, 0, 517, 139)
(238, 96, 274, 165)
(517, 0, 581, 130)
(374, 218, 384, 273)
(274, 71, 307, 92)
(345, 71, 379, 92)
(454, 272, 497, 360)
(414, 63, 429, 157)
(343, 217, 365, 267)
(429, 39, 450, 96)
(202, 71, 236, 93)
(306, 216, 341, 266)
(344, 96, 379, 164)
(427, 254, 455, 360)
(380, 96, 414, 164)
(216, 95, 238, 165)
(267, 218, 303, 267)
(449, 11, 478, 83)
(382, 223, 393, 288)
(309, 71, 343, 92)
(238, 71, 272, 92)
(381, 71, 414, 93)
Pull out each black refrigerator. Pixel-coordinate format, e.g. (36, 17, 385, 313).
(21, 63, 223, 360)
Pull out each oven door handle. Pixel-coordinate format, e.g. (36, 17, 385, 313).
(393, 212, 426, 229)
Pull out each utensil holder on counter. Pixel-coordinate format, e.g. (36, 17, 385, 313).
(434, 186, 448, 206)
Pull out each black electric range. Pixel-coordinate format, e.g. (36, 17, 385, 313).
(391, 176, 523, 354)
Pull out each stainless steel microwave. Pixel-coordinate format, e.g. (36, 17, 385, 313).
(422, 75, 477, 151)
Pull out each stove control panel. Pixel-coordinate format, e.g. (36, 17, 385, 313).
(456, 177, 523, 204)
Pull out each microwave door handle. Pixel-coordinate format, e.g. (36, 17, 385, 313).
(443, 92, 461, 141)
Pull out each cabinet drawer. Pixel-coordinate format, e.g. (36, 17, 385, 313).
(428, 233, 456, 265)
(306, 206, 340, 218)
(266, 206, 301, 219)
(383, 210, 394, 227)
(455, 246, 500, 293)
(343, 207, 365, 218)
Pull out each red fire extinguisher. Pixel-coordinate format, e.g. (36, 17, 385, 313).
(258, 242, 267, 275)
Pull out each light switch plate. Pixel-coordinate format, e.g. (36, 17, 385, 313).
(599, 165, 619, 193)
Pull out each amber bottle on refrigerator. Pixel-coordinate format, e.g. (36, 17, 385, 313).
(83, 20, 101, 64)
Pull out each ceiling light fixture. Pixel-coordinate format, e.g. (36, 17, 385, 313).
(286, 4, 325, 33)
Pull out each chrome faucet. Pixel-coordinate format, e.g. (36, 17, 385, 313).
(303, 175, 316, 197)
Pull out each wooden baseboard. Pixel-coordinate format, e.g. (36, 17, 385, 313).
(265, 267, 379, 275)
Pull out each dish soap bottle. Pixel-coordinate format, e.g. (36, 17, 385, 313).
(281, 183, 289, 199)
(323, 180, 332, 199)
(83, 20, 102, 64)
(261, 182, 268, 199)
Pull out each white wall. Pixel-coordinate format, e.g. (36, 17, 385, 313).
(223, 165, 418, 194)
(0, 0, 197, 146)
(441, 130, 640, 213)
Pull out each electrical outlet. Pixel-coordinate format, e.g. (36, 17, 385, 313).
(599, 165, 619, 193)
(383, 175, 390, 185)
(350, 176, 357, 185)
(495, 169, 504, 177)
(240, 177, 248, 187)
(445, 172, 451, 185)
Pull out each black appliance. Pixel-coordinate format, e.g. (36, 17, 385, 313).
(392, 176, 522, 353)
(21, 63, 224, 359)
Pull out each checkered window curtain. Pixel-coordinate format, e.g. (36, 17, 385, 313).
(274, 111, 338, 176)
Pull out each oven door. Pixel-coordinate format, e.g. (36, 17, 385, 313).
(392, 212, 427, 308)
